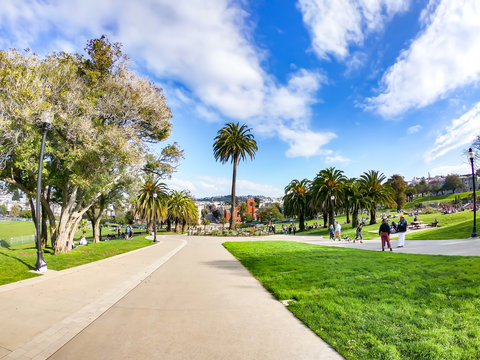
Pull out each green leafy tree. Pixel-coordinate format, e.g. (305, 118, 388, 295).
(405, 186, 417, 202)
(257, 205, 284, 223)
(238, 202, 249, 222)
(220, 217, 228, 229)
(0, 204, 7, 216)
(168, 190, 197, 232)
(349, 180, 367, 227)
(20, 209, 32, 218)
(213, 122, 257, 229)
(10, 205, 20, 217)
(359, 170, 393, 225)
(387, 174, 407, 212)
(442, 174, 465, 194)
(283, 179, 311, 231)
(0, 37, 173, 253)
(415, 178, 429, 197)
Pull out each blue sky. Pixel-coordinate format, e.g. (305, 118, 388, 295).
(1, 0, 480, 198)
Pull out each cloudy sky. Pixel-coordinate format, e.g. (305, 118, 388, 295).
(1, 0, 480, 198)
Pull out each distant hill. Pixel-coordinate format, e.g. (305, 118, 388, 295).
(195, 195, 269, 202)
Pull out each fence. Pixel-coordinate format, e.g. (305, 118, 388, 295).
(0, 234, 35, 248)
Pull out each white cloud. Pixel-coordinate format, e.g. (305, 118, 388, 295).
(424, 102, 480, 162)
(0, 0, 334, 159)
(407, 125, 422, 134)
(368, 0, 480, 117)
(166, 178, 196, 193)
(325, 154, 351, 164)
(430, 164, 471, 176)
(297, 0, 409, 60)
(192, 176, 284, 197)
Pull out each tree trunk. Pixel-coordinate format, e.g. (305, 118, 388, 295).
(299, 212, 305, 231)
(369, 209, 376, 225)
(166, 218, 172, 232)
(230, 157, 238, 229)
(322, 210, 328, 227)
(352, 207, 359, 228)
(346, 205, 351, 224)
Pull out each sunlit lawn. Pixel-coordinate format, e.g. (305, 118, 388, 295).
(225, 241, 480, 360)
(0, 234, 152, 285)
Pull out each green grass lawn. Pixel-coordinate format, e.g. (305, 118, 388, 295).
(405, 192, 472, 209)
(225, 241, 480, 360)
(0, 234, 153, 285)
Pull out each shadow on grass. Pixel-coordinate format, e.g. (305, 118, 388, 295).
(0, 251, 35, 270)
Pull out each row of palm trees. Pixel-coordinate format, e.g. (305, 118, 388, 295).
(133, 176, 198, 233)
(283, 168, 394, 231)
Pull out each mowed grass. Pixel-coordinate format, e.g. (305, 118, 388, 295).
(224, 241, 480, 360)
(0, 234, 152, 285)
(0, 221, 36, 239)
(405, 192, 473, 209)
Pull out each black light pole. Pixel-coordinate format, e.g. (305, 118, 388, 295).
(469, 148, 477, 238)
(35, 112, 52, 272)
(331, 195, 335, 229)
(153, 192, 157, 242)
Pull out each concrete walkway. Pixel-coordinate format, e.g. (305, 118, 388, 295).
(0, 235, 342, 360)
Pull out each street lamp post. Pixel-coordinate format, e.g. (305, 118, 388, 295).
(331, 195, 335, 229)
(469, 148, 477, 238)
(35, 112, 53, 272)
(153, 193, 157, 242)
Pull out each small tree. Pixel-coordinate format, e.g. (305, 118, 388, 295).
(442, 175, 465, 194)
(10, 205, 20, 217)
(0, 204, 7, 215)
(220, 217, 227, 229)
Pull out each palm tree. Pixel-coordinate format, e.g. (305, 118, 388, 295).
(133, 177, 168, 234)
(359, 170, 393, 224)
(349, 180, 367, 227)
(283, 179, 311, 231)
(310, 167, 346, 228)
(168, 190, 197, 232)
(213, 122, 258, 229)
(238, 202, 249, 222)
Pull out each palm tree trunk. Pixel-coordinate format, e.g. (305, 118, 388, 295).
(230, 157, 238, 229)
(346, 205, 351, 224)
(370, 209, 376, 225)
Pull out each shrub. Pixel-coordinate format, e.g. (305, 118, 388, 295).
(423, 207, 435, 214)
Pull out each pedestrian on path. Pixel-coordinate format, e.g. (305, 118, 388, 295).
(329, 224, 334, 240)
(379, 218, 392, 251)
(354, 223, 363, 243)
(397, 215, 407, 247)
(335, 222, 342, 241)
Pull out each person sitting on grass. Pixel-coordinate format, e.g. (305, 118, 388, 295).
(379, 218, 392, 252)
(79, 235, 87, 246)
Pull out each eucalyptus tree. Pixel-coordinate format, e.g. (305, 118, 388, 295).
(359, 170, 393, 224)
(0, 37, 174, 253)
(386, 174, 407, 212)
(213, 122, 257, 229)
(283, 179, 311, 231)
(310, 167, 346, 228)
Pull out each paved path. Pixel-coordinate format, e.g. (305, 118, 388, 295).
(0, 235, 342, 360)
(273, 234, 480, 256)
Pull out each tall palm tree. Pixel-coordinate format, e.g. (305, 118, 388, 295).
(311, 167, 346, 228)
(213, 122, 257, 229)
(349, 180, 367, 227)
(133, 177, 168, 234)
(283, 179, 311, 231)
(168, 190, 196, 232)
(359, 170, 393, 224)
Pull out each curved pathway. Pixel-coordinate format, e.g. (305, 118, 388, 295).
(0, 235, 342, 360)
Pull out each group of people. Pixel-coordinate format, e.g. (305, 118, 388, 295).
(379, 215, 408, 251)
(116, 225, 133, 239)
(281, 224, 297, 235)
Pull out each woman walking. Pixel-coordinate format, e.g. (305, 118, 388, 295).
(379, 218, 392, 251)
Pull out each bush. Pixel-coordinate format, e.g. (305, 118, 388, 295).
(19, 209, 32, 218)
(423, 207, 435, 214)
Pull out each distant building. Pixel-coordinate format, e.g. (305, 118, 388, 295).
(224, 198, 256, 222)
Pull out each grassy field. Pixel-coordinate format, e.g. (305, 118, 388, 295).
(279, 210, 476, 241)
(225, 241, 480, 360)
(405, 191, 472, 209)
(0, 234, 152, 285)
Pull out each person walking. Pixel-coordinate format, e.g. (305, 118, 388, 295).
(329, 224, 334, 240)
(397, 215, 407, 248)
(354, 223, 363, 243)
(379, 218, 392, 251)
(335, 221, 342, 241)
(293, 224, 296, 236)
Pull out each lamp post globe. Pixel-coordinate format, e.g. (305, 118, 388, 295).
(35, 112, 53, 272)
(153, 192, 158, 242)
(469, 148, 477, 238)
